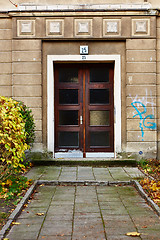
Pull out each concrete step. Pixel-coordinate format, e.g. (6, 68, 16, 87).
(30, 157, 138, 167)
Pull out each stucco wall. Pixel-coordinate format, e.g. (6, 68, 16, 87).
(0, 18, 12, 97)
(126, 39, 157, 157)
(12, 39, 42, 147)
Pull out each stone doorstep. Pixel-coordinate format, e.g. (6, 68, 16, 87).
(31, 158, 138, 167)
(1, 179, 160, 240)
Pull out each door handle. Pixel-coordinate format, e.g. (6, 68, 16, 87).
(80, 116, 83, 125)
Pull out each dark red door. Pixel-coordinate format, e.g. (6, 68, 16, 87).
(54, 63, 114, 157)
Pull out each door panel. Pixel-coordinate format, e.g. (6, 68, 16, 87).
(54, 63, 114, 154)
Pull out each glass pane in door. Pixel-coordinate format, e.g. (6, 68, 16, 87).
(59, 89, 78, 104)
(90, 111, 110, 126)
(90, 89, 109, 104)
(90, 67, 109, 82)
(90, 131, 110, 147)
(59, 67, 78, 83)
(58, 132, 79, 147)
(59, 110, 78, 125)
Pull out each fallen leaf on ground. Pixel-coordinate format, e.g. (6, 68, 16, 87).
(12, 222, 21, 225)
(126, 232, 141, 237)
(36, 212, 45, 216)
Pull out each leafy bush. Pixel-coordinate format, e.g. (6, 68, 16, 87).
(0, 96, 29, 171)
(17, 101, 35, 147)
(0, 96, 34, 205)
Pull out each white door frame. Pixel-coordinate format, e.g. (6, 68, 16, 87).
(47, 55, 121, 158)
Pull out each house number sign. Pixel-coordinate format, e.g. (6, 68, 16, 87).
(80, 46, 89, 55)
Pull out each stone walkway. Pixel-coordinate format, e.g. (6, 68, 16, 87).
(6, 167, 160, 240)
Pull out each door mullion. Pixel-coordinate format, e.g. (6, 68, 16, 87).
(83, 70, 86, 158)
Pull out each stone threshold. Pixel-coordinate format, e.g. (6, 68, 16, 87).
(31, 158, 138, 167)
(0, 179, 160, 240)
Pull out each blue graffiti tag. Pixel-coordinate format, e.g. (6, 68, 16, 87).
(131, 101, 156, 141)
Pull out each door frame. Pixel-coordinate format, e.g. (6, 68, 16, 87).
(47, 55, 121, 158)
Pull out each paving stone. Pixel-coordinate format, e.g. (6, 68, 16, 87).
(93, 168, 113, 181)
(123, 167, 145, 179)
(45, 214, 73, 221)
(105, 226, 138, 236)
(101, 208, 128, 216)
(40, 224, 72, 236)
(74, 217, 102, 224)
(108, 167, 132, 181)
(100, 204, 127, 212)
(15, 217, 44, 225)
(72, 224, 106, 240)
(42, 220, 72, 229)
(18, 207, 47, 219)
(7, 230, 39, 240)
(50, 200, 74, 206)
(106, 236, 140, 240)
(9, 223, 42, 232)
(75, 203, 99, 213)
(97, 194, 121, 202)
(25, 166, 47, 180)
(47, 205, 74, 215)
(96, 186, 118, 194)
(28, 199, 51, 207)
(104, 219, 135, 229)
(38, 236, 71, 240)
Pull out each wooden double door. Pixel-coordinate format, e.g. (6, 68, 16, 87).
(54, 63, 114, 157)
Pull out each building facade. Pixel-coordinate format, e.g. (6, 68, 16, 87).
(0, 0, 160, 158)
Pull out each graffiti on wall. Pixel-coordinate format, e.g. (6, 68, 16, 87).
(131, 101, 156, 141)
(129, 89, 155, 114)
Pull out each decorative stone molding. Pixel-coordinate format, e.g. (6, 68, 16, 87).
(17, 20, 35, 36)
(103, 19, 121, 37)
(74, 19, 92, 37)
(46, 19, 64, 37)
(15, 16, 153, 39)
(132, 19, 150, 36)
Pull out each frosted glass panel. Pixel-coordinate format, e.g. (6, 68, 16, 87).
(90, 111, 109, 126)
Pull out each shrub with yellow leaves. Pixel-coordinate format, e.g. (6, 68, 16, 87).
(0, 96, 30, 175)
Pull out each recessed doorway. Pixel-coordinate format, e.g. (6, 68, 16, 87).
(47, 54, 121, 158)
(54, 63, 114, 157)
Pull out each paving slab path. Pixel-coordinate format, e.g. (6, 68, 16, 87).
(5, 167, 160, 240)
